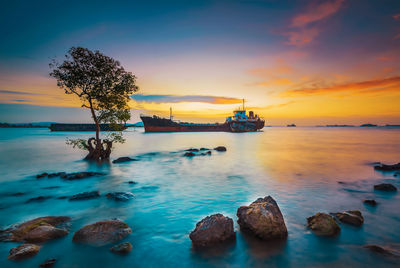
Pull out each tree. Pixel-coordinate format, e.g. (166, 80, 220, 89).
(50, 47, 139, 161)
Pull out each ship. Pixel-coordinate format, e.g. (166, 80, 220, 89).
(140, 100, 265, 133)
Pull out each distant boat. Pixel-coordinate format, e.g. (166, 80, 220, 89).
(287, 124, 296, 127)
(360, 124, 377, 127)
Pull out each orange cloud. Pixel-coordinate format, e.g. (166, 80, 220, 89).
(376, 56, 394, 61)
(291, 0, 345, 27)
(255, 78, 293, 87)
(284, 0, 345, 46)
(283, 76, 400, 96)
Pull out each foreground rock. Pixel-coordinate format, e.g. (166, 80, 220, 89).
(40, 258, 57, 267)
(364, 199, 377, 206)
(8, 244, 41, 260)
(26, 196, 52, 203)
(374, 183, 397, 192)
(106, 192, 134, 201)
(36, 171, 104, 180)
(237, 196, 288, 240)
(110, 242, 133, 254)
(73, 220, 132, 246)
(214, 146, 227, 152)
(189, 214, 235, 247)
(0, 216, 70, 242)
(69, 191, 100, 201)
(374, 162, 400, 171)
(307, 213, 340, 236)
(184, 152, 195, 157)
(364, 244, 400, 257)
(112, 157, 137, 164)
(333, 210, 364, 226)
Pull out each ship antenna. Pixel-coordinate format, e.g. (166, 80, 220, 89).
(243, 99, 245, 110)
(170, 107, 172, 120)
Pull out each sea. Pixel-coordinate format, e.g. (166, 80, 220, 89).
(0, 127, 399, 267)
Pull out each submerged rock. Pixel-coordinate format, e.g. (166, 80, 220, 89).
(112, 157, 137, 164)
(374, 183, 397, 192)
(106, 192, 135, 201)
(307, 213, 340, 236)
(1, 216, 71, 243)
(214, 146, 227, 152)
(374, 163, 400, 171)
(237, 196, 288, 240)
(36, 172, 48, 178)
(26, 196, 52, 203)
(189, 214, 235, 247)
(185, 148, 199, 152)
(364, 244, 400, 257)
(333, 210, 364, 226)
(73, 220, 132, 247)
(128, 181, 138, 185)
(184, 152, 195, 157)
(8, 243, 41, 260)
(200, 148, 209, 151)
(110, 242, 133, 254)
(61, 172, 104, 180)
(40, 258, 57, 268)
(201, 151, 212, 156)
(69, 191, 100, 201)
(363, 199, 377, 206)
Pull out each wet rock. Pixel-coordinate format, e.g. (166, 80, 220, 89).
(1, 216, 71, 242)
(307, 213, 340, 236)
(9, 192, 26, 196)
(36, 172, 48, 178)
(112, 157, 137, 164)
(237, 196, 288, 240)
(8, 243, 41, 260)
(374, 162, 400, 171)
(364, 199, 377, 206)
(73, 220, 132, 246)
(110, 242, 133, 254)
(57, 196, 68, 199)
(61, 172, 104, 180)
(40, 258, 57, 267)
(106, 192, 135, 201)
(185, 148, 199, 152)
(189, 214, 235, 247)
(48, 172, 66, 178)
(200, 148, 209, 151)
(374, 183, 397, 192)
(128, 181, 138, 185)
(69, 191, 100, 201)
(26, 196, 52, 203)
(214, 146, 227, 152)
(200, 151, 212, 156)
(333, 210, 364, 226)
(394, 172, 399, 177)
(42, 186, 60, 190)
(184, 152, 195, 157)
(364, 244, 400, 257)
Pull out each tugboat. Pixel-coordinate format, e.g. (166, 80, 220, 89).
(140, 99, 265, 133)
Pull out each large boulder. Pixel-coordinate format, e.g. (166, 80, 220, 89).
(189, 214, 235, 247)
(374, 183, 397, 192)
(73, 220, 132, 247)
(1, 216, 70, 242)
(8, 244, 41, 260)
(307, 213, 340, 236)
(69, 191, 100, 201)
(106, 192, 135, 201)
(333, 210, 364, 226)
(110, 242, 133, 254)
(214, 146, 227, 152)
(363, 199, 377, 206)
(237, 196, 288, 240)
(112, 157, 137, 164)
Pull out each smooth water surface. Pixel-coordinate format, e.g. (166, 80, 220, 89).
(0, 127, 400, 267)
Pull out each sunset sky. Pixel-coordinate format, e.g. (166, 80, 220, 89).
(1, 0, 400, 125)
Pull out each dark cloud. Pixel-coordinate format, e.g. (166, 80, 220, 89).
(0, 90, 41, 95)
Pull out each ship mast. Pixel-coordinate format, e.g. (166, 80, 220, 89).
(242, 99, 245, 110)
(170, 107, 172, 120)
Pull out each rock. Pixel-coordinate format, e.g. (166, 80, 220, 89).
(40, 258, 57, 268)
(8, 244, 41, 260)
(214, 146, 227, 152)
(333, 210, 364, 226)
(36, 172, 48, 178)
(184, 152, 195, 157)
(42, 186, 60, 189)
(73, 220, 132, 246)
(185, 148, 199, 152)
(189, 214, 235, 247)
(61, 172, 104, 180)
(364, 244, 400, 257)
(48, 172, 66, 178)
(9, 192, 26, 196)
(57, 196, 68, 199)
(364, 199, 377, 206)
(237, 196, 288, 240)
(374, 163, 400, 171)
(307, 213, 340, 236)
(2, 216, 71, 242)
(110, 242, 133, 254)
(69, 191, 100, 201)
(128, 181, 138, 185)
(26, 196, 52, 203)
(374, 183, 397, 192)
(200, 151, 212, 156)
(200, 148, 209, 151)
(112, 157, 137, 164)
(106, 192, 135, 201)
(394, 172, 400, 177)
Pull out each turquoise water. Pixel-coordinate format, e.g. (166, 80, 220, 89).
(0, 127, 399, 267)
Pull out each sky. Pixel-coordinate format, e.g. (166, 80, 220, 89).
(0, 0, 400, 125)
